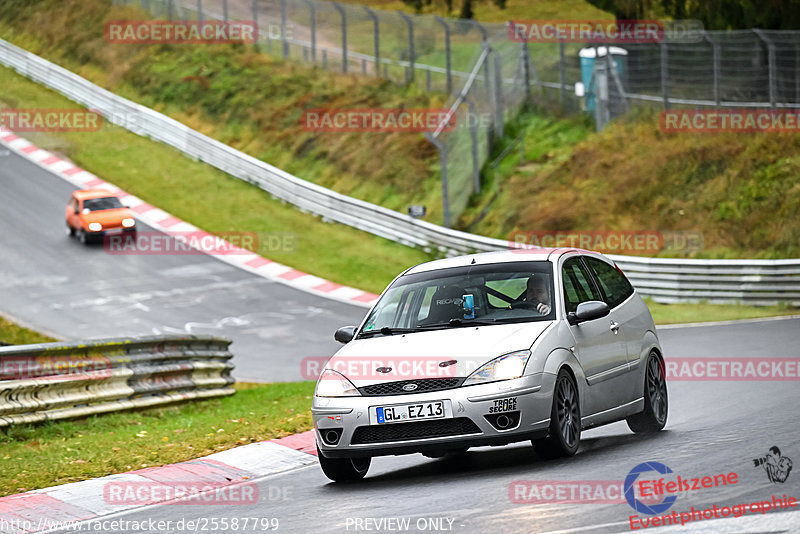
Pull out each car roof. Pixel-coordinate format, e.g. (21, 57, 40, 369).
(403, 248, 607, 275)
(72, 189, 119, 200)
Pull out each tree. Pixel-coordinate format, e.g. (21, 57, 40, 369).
(584, 0, 800, 29)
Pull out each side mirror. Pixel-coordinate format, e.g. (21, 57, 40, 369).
(567, 300, 610, 326)
(334, 325, 356, 344)
(74, 208, 79, 215)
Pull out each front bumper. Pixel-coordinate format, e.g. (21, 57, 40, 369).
(312, 373, 555, 459)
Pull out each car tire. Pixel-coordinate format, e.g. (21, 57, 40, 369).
(532, 369, 581, 459)
(66, 223, 75, 237)
(317, 446, 370, 482)
(626, 351, 668, 433)
(78, 229, 88, 245)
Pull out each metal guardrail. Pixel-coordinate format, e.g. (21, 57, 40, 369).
(0, 38, 798, 306)
(0, 335, 234, 426)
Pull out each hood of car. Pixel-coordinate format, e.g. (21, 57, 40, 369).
(80, 208, 134, 227)
(327, 321, 553, 387)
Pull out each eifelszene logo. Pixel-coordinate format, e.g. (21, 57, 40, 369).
(624, 462, 678, 515)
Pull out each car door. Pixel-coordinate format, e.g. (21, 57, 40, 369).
(584, 256, 643, 403)
(561, 256, 630, 415)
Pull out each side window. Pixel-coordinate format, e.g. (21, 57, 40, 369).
(585, 257, 634, 309)
(562, 258, 601, 314)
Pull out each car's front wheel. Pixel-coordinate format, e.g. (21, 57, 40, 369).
(626, 351, 668, 433)
(317, 446, 370, 482)
(533, 369, 581, 459)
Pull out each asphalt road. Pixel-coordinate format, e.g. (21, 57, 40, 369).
(4, 148, 800, 533)
(0, 150, 366, 382)
(60, 317, 800, 534)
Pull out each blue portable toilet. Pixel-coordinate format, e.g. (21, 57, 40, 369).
(580, 46, 627, 111)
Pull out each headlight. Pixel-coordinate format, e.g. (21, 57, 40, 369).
(122, 218, 136, 228)
(88, 222, 102, 232)
(463, 350, 531, 386)
(314, 369, 360, 397)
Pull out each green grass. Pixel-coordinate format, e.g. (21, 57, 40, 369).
(0, 314, 57, 345)
(0, 382, 315, 497)
(0, 65, 432, 295)
(646, 299, 799, 325)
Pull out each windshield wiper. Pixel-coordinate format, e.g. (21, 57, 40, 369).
(358, 327, 418, 338)
(421, 318, 499, 329)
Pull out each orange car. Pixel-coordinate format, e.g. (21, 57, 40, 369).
(65, 190, 137, 244)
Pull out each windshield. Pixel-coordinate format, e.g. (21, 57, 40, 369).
(83, 197, 124, 211)
(359, 261, 555, 337)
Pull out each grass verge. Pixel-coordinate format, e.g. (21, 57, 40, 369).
(646, 299, 798, 325)
(0, 382, 315, 497)
(0, 314, 56, 345)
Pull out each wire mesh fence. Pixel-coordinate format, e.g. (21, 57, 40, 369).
(115, 0, 800, 225)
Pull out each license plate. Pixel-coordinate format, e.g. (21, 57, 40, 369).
(105, 228, 124, 234)
(373, 401, 447, 424)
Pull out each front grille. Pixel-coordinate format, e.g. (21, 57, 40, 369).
(358, 378, 465, 396)
(351, 417, 481, 444)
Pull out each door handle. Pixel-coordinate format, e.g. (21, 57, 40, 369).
(610, 321, 620, 334)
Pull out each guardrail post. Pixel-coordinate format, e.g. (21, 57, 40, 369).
(363, 6, 380, 77)
(222, 0, 228, 21)
(466, 99, 481, 194)
(331, 2, 347, 73)
(492, 48, 505, 138)
(397, 11, 415, 84)
(796, 45, 800, 106)
(425, 133, 451, 228)
(167, 0, 174, 20)
(660, 42, 669, 110)
(280, 0, 289, 59)
(251, 0, 259, 51)
(559, 39, 566, 106)
(301, 0, 316, 63)
(753, 30, 776, 108)
(435, 17, 452, 93)
(196, 0, 203, 22)
(703, 31, 720, 107)
(520, 38, 531, 103)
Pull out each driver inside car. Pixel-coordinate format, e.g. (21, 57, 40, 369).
(518, 275, 552, 315)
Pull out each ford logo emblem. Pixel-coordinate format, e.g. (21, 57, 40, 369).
(402, 383, 419, 392)
(376, 367, 392, 374)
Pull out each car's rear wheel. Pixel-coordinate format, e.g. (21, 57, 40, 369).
(626, 351, 668, 433)
(65, 223, 75, 237)
(533, 369, 580, 459)
(317, 446, 370, 482)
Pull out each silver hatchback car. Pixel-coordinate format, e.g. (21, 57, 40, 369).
(312, 249, 668, 482)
